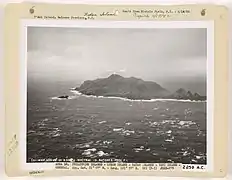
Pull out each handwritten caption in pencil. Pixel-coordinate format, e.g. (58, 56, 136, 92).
(7, 134, 18, 157)
(32, 8, 191, 20)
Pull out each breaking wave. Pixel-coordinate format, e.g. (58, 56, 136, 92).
(70, 90, 206, 103)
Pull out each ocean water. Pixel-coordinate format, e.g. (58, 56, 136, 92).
(27, 81, 207, 164)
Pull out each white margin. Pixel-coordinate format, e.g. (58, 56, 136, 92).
(20, 20, 214, 172)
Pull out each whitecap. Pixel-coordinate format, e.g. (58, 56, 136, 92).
(53, 127, 61, 131)
(134, 146, 144, 152)
(195, 155, 204, 159)
(28, 130, 36, 134)
(48, 127, 62, 137)
(50, 97, 64, 100)
(113, 128, 123, 132)
(145, 115, 152, 118)
(103, 140, 112, 145)
(156, 130, 165, 135)
(96, 151, 109, 157)
(86, 148, 97, 152)
(75, 132, 83, 135)
(179, 121, 186, 126)
(75, 141, 93, 148)
(123, 130, 135, 134)
(162, 120, 176, 124)
(134, 148, 142, 152)
(82, 150, 91, 156)
(183, 151, 190, 156)
(84, 144, 90, 148)
(191, 159, 198, 163)
(165, 139, 173, 142)
(121, 129, 135, 136)
(165, 136, 174, 142)
(98, 121, 106, 124)
(178, 120, 196, 126)
(150, 122, 159, 126)
(43, 118, 49, 122)
(37, 121, 46, 126)
(125, 122, 131, 125)
(52, 133, 60, 137)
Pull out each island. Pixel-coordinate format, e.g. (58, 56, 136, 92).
(166, 88, 206, 101)
(72, 74, 206, 101)
(58, 95, 69, 99)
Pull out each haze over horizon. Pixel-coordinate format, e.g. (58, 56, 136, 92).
(27, 27, 207, 95)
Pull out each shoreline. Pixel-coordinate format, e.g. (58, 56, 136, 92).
(69, 90, 206, 103)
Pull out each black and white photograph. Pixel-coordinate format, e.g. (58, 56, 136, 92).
(26, 25, 208, 165)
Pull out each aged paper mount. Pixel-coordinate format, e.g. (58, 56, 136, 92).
(4, 3, 229, 177)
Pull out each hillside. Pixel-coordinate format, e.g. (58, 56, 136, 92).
(75, 74, 170, 100)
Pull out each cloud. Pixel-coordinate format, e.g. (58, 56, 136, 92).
(119, 69, 127, 73)
(27, 27, 207, 84)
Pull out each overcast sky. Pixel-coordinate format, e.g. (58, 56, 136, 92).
(27, 27, 207, 94)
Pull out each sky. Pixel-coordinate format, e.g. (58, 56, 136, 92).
(27, 27, 207, 94)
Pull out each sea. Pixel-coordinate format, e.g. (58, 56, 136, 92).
(27, 80, 207, 164)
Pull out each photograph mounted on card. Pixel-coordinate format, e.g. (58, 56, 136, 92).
(4, 2, 228, 177)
